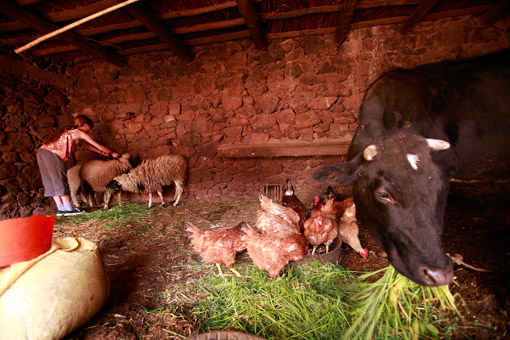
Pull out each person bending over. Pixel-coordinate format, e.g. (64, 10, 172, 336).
(36, 115, 119, 216)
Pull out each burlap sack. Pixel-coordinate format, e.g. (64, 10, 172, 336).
(0, 237, 110, 340)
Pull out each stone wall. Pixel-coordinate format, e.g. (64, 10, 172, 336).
(1, 15, 509, 218)
(69, 16, 509, 206)
(0, 73, 71, 218)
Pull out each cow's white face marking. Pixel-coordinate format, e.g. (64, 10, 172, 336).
(407, 154, 420, 171)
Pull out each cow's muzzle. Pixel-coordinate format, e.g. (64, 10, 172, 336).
(418, 260, 453, 286)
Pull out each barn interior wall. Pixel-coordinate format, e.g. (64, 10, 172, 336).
(1, 16, 508, 218)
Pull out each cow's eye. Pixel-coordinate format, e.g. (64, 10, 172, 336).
(375, 188, 394, 204)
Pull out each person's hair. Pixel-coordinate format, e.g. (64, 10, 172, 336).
(42, 115, 94, 145)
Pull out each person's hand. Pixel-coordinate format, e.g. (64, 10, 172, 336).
(111, 152, 120, 158)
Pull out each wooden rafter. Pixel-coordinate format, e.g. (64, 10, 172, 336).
(0, 0, 126, 68)
(236, 0, 267, 51)
(122, 2, 193, 62)
(0, 55, 71, 89)
(479, 0, 510, 26)
(400, 0, 441, 34)
(336, 0, 358, 44)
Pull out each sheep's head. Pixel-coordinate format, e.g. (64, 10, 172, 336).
(106, 179, 122, 191)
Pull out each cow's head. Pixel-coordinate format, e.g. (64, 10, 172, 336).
(313, 130, 454, 286)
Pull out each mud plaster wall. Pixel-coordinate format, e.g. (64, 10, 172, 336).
(1, 16, 509, 218)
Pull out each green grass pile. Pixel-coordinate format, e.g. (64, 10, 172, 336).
(192, 262, 462, 340)
(70, 202, 149, 223)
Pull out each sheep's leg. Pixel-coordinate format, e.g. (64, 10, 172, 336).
(157, 190, 165, 207)
(103, 190, 112, 209)
(87, 194, 94, 208)
(117, 191, 122, 207)
(79, 191, 87, 206)
(172, 181, 184, 206)
(70, 189, 79, 207)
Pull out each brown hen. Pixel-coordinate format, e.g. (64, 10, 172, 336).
(339, 203, 368, 259)
(310, 195, 325, 218)
(281, 178, 308, 232)
(303, 213, 339, 255)
(186, 221, 247, 277)
(241, 225, 308, 278)
(257, 194, 300, 235)
(320, 197, 354, 221)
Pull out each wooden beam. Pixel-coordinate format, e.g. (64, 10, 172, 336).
(236, 0, 266, 51)
(479, 0, 510, 26)
(0, 56, 71, 89)
(0, 0, 127, 68)
(218, 141, 349, 158)
(122, 2, 193, 62)
(400, 0, 441, 34)
(336, 0, 358, 44)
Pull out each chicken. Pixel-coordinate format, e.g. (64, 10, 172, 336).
(241, 225, 308, 278)
(339, 203, 368, 259)
(186, 221, 247, 277)
(320, 197, 354, 221)
(281, 178, 308, 232)
(303, 213, 339, 255)
(257, 195, 300, 235)
(310, 195, 325, 218)
(326, 185, 340, 201)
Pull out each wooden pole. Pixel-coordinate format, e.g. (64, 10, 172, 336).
(15, 0, 140, 54)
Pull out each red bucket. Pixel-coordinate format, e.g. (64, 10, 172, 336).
(0, 215, 55, 267)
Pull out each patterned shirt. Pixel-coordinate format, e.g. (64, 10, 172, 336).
(40, 129, 78, 161)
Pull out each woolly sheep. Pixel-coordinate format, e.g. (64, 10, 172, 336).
(79, 153, 133, 209)
(67, 164, 87, 207)
(106, 154, 187, 208)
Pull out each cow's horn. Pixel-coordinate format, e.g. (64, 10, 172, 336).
(426, 138, 450, 150)
(363, 145, 377, 161)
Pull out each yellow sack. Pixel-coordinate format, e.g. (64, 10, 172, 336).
(0, 237, 110, 340)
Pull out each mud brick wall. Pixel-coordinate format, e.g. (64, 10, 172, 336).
(1, 16, 509, 218)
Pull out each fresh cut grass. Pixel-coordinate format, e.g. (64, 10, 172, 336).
(192, 262, 463, 340)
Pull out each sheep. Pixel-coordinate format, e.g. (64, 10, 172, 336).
(67, 164, 87, 207)
(79, 153, 133, 209)
(106, 154, 187, 208)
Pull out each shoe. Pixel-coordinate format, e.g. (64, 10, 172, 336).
(56, 210, 66, 217)
(63, 208, 85, 216)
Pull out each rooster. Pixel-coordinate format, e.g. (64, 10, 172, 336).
(339, 203, 368, 259)
(281, 178, 308, 232)
(303, 213, 338, 255)
(257, 195, 300, 235)
(186, 221, 247, 277)
(241, 225, 308, 278)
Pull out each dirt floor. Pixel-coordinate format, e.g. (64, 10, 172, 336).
(41, 181, 509, 340)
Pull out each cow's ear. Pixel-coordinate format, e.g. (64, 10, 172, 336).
(313, 157, 363, 186)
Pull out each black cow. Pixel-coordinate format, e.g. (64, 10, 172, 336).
(313, 50, 510, 286)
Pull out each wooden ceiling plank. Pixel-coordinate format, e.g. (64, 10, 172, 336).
(123, 2, 193, 62)
(0, 0, 127, 67)
(173, 17, 246, 35)
(336, 0, 358, 44)
(235, 0, 266, 51)
(400, 0, 441, 34)
(162, 1, 238, 19)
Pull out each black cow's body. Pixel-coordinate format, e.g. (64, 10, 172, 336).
(314, 50, 510, 286)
